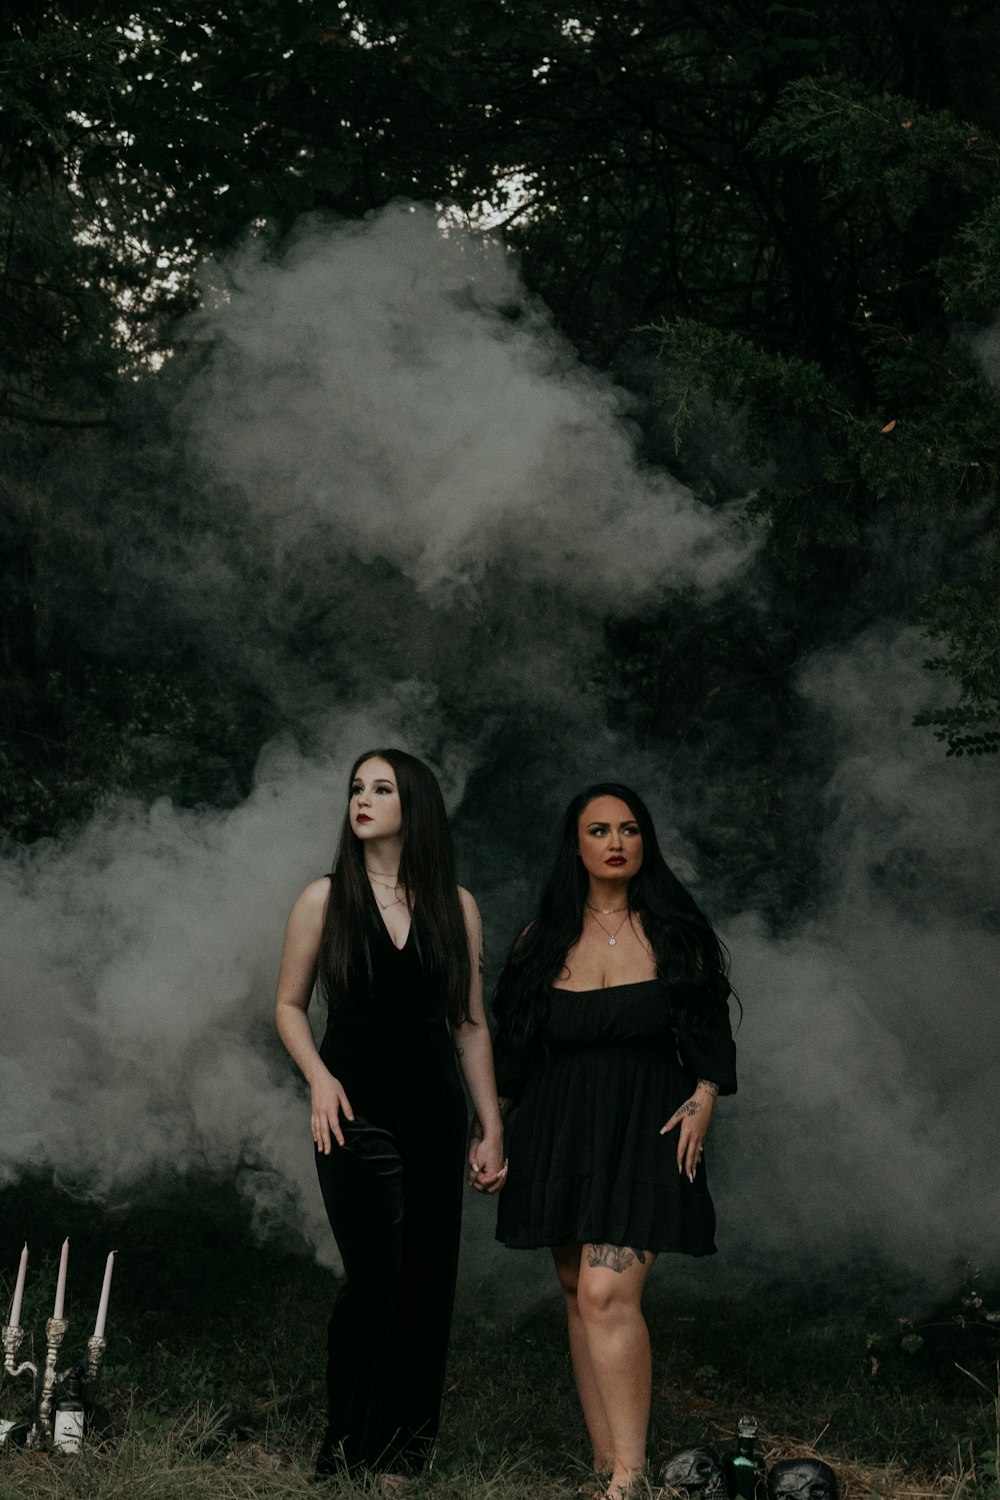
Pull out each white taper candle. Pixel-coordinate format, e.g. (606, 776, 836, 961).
(53, 1238, 69, 1320)
(8, 1243, 28, 1328)
(93, 1251, 115, 1339)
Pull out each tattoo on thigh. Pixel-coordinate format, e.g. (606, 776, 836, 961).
(586, 1243, 647, 1272)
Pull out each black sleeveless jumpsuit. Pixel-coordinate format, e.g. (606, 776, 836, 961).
(314, 885, 469, 1475)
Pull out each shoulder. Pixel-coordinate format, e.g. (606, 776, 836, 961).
(457, 885, 481, 927)
(288, 877, 331, 928)
(300, 875, 332, 909)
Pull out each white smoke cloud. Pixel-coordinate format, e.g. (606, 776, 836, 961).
(1, 208, 995, 1297)
(182, 202, 750, 599)
(709, 629, 999, 1277)
(4, 630, 994, 1289)
(3, 205, 753, 1284)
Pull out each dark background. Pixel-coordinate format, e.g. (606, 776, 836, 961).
(2, 4, 999, 1492)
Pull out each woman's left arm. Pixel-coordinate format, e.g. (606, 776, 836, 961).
(662, 970, 735, 1181)
(660, 1080, 719, 1182)
(454, 888, 506, 1193)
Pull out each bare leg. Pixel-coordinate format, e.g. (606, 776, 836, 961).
(576, 1243, 655, 1496)
(552, 1243, 614, 1477)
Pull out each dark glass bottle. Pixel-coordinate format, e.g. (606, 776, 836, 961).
(52, 1371, 85, 1454)
(723, 1416, 765, 1500)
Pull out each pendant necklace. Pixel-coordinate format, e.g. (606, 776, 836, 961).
(586, 905, 631, 947)
(367, 868, 405, 910)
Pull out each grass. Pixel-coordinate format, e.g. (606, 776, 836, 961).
(1, 1178, 997, 1500)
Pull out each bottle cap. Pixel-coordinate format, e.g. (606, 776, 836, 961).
(737, 1416, 758, 1438)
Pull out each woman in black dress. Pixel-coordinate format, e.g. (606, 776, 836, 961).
(493, 783, 736, 1500)
(275, 748, 506, 1481)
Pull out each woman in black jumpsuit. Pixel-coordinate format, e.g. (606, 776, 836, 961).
(275, 749, 505, 1479)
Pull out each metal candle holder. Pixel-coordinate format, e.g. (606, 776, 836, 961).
(1, 1315, 107, 1450)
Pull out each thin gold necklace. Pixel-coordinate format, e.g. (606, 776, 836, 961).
(372, 889, 405, 910)
(586, 901, 628, 916)
(587, 908, 631, 947)
(366, 869, 405, 909)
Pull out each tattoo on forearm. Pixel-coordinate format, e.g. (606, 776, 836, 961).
(697, 1079, 719, 1097)
(586, 1244, 646, 1272)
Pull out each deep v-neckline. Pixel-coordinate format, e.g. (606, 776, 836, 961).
(366, 876, 413, 952)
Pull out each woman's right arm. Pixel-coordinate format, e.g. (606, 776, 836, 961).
(274, 877, 355, 1153)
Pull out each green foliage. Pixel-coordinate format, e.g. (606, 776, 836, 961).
(643, 79, 1000, 757)
(939, 196, 1000, 316)
(755, 77, 996, 222)
(3, 0, 1000, 874)
(0, 662, 262, 843)
(650, 315, 1000, 540)
(915, 559, 1000, 754)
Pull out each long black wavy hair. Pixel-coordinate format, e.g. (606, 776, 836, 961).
(493, 782, 731, 1058)
(317, 748, 472, 1029)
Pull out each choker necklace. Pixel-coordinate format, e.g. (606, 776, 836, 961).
(586, 901, 628, 916)
(587, 907, 630, 947)
(366, 868, 401, 886)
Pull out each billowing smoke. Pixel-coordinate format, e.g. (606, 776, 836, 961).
(1, 206, 994, 1291)
(717, 629, 999, 1276)
(2, 718, 368, 1266)
(183, 203, 747, 600)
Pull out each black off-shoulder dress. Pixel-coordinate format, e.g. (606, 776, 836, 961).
(495, 978, 736, 1256)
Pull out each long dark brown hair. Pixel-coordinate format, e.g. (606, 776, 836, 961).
(493, 781, 732, 1056)
(317, 747, 472, 1028)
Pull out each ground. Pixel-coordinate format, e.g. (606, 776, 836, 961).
(0, 1179, 996, 1500)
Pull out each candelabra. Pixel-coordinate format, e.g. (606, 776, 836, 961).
(1, 1315, 107, 1452)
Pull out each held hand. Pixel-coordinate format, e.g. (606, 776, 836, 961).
(660, 1082, 718, 1183)
(311, 1071, 355, 1154)
(467, 1126, 507, 1194)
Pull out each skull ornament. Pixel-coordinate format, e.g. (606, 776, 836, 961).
(766, 1459, 838, 1500)
(661, 1447, 725, 1499)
